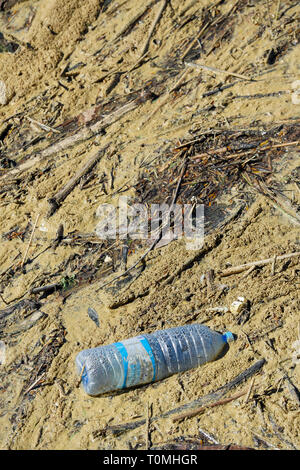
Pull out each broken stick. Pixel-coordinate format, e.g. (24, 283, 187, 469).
(140, 0, 169, 57)
(96, 157, 188, 291)
(172, 389, 247, 422)
(21, 213, 40, 267)
(26, 116, 61, 134)
(99, 359, 266, 436)
(271, 255, 277, 276)
(24, 372, 46, 395)
(30, 283, 61, 295)
(47, 146, 109, 217)
(185, 61, 255, 81)
(142, 69, 190, 125)
(220, 251, 300, 277)
(1, 91, 154, 183)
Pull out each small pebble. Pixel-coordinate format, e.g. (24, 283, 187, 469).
(88, 307, 100, 327)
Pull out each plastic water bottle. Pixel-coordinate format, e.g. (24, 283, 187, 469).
(75, 324, 234, 396)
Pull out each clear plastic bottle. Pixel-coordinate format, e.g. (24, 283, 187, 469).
(75, 324, 234, 396)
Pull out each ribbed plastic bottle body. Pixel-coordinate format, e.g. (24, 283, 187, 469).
(144, 324, 227, 381)
(75, 324, 232, 396)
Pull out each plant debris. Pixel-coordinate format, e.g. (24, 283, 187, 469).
(0, 0, 299, 451)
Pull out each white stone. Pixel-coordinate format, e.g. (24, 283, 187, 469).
(39, 221, 49, 232)
(0, 341, 6, 365)
(230, 297, 247, 314)
(0, 81, 7, 105)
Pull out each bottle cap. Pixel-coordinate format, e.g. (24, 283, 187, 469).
(222, 331, 235, 343)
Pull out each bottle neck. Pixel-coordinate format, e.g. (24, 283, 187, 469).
(222, 331, 235, 343)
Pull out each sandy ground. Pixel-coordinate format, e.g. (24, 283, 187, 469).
(0, 0, 299, 450)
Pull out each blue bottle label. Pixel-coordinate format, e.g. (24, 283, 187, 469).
(114, 336, 156, 388)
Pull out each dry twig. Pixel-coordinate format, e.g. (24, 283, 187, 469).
(26, 116, 61, 134)
(240, 265, 256, 280)
(271, 255, 277, 276)
(145, 402, 151, 450)
(24, 372, 46, 395)
(244, 378, 255, 403)
(96, 158, 188, 291)
(47, 147, 109, 217)
(140, 0, 169, 58)
(21, 214, 40, 268)
(98, 359, 266, 436)
(220, 251, 300, 277)
(76, 364, 86, 388)
(185, 61, 255, 81)
(143, 69, 190, 124)
(172, 389, 247, 422)
(0, 293, 8, 305)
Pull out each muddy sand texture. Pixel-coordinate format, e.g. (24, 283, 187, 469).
(0, 0, 299, 450)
